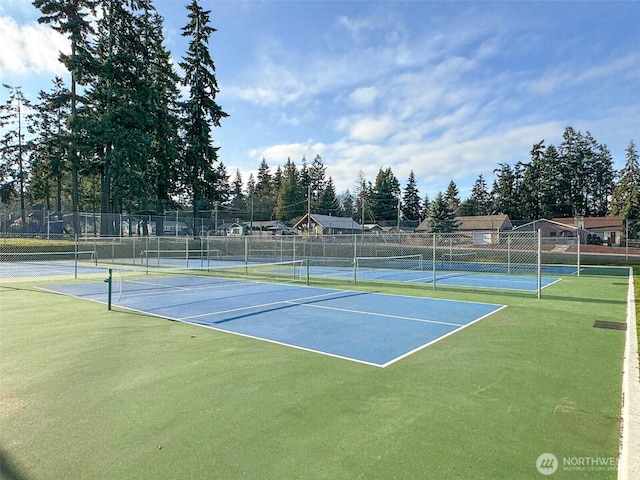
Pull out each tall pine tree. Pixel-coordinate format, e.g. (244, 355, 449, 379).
(401, 170, 422, 222)
(34, 0, 97, 232)
(180, 0, 228, 233)
(611, 140, 640, 237)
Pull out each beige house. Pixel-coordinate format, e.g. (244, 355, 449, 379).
(513, 217, 624, 246)
(294, 214, 363, 235)
(416, 214, 512, 244)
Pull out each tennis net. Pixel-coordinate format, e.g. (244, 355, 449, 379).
(0, 250, 98, 279)
(354, 254, 423, 283)
(106, 259, 309, 309)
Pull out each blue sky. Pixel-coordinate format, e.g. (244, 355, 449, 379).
(1, 0, 638, 201)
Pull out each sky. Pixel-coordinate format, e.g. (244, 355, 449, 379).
(1, 0, 638, 201)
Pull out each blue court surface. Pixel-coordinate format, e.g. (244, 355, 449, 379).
(43, 276, 505, 367)
(0, 260, 106, 279)
(306, 265, 560, 291)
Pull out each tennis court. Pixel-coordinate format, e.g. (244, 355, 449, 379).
(43, 275, 505, 367)
(305, 263, 561, 291)
(2, 238, 632, 479)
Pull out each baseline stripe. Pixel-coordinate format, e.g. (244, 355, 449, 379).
(180, 290, 350, 320)
(283, 300, 462, 327)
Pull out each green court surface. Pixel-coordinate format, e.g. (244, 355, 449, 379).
(0, 271, 631, 479)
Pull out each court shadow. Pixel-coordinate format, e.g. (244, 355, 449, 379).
(0, 449, 30, 480)
(541, 294, 627, 306)
(210, 290, 371, 325)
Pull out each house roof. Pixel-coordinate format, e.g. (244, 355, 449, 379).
(455, 215, 512, 231)
(513, 218, 577, 231)
(512, 216, 624, 232)
(415, 215, 512, 232)
(218, 222, 242, 230)
(551, 217, 624, 230)
(294, 214, 363, 231)
(363, 223, 383, 231)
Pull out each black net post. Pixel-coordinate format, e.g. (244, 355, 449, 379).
(105, 268, 113, 310)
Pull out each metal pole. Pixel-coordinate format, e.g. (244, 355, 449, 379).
(432, 233, 437, 290)
(105, 268, 113, 311)
(626, 219, 629, 261)
(537, 229, 542, 299)
(74, 235, 79, 279)
(353, 234, 357, 284)
(577, 231, 581, 277)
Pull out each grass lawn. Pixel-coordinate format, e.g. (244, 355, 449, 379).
(0, 271, 629, 479)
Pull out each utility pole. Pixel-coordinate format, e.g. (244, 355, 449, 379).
(308, 184, 312, 235)
(213, 201, 219, 235)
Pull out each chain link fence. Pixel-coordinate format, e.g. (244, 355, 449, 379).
(2, 227, 636, 293)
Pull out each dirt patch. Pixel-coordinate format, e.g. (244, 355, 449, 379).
(0, 396, 26, 418)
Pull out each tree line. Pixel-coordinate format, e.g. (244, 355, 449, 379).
(0, 2, 638, 237)
(1, 0, 226, 235)
(217, 131, 639, 236)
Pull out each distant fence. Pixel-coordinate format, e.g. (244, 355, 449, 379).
(2, 231, 636, 296)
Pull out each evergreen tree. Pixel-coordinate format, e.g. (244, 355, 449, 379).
(275, 158, 305, 221)
(229, 169, 247, 220)
(308, 154, 327, 208)
(299, 155, 310, 201)
(428, 192, 458, 233)
(339, 189, 355, 219)
(246, 173, 256, 224)
(610, 141, 640, 237)
(34, 0, 97, 232)
(354, 170, 371, 225)
(519, 141, 548, 220)
(401, 170, 422, 221)
(421, 193, 430, 221)
(370, 167, 400, 222)
(28, 77, 71, 212)
(444, 180, 460, 215)
(0, 85, 32, 230)
(180, 0, 228, 232)
(461, 174, 492, 216)
(491, 163, 518, 218)
(254, 158, 275, 220)
(317, 177, 341, 216)
(144, 8, 182, 217)
(584, 134, 615, 217)
(85, 0, 162, 233)
(206, 162, 230, 206)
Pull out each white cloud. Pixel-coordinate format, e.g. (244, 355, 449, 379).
(345, 116, 396, 142)
(0, 16, 69, 77)
(348, 86, 377, 108)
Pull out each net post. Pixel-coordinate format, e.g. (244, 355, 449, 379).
(537, 229, 542, 299)
(185, 236, 189, 267)
(105, 268, 113, 311)
(305, 258, 310, 286)
(576, 231, 581, 277)
(353, 235, 357, 284)
(432, 233, 436, 290)
(74, 235, 79, 279)
(507, 234, 511, 275)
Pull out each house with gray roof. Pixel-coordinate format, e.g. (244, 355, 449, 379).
(294, 214, 363, 235)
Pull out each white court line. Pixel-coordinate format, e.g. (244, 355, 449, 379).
(177, 320, 385, 368)
(116, 278, 259, 298)
(180, 290, 351, 320)
(283, 300, 462, 327)
(381, 305, 508, 367)
(126, 279, 193, 291)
